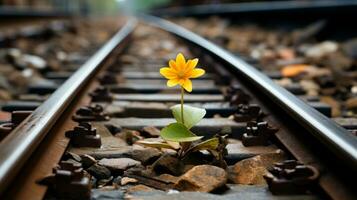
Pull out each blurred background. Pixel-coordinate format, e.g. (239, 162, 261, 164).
(0, 0, 170, 16)
(2, 0, 341, 16)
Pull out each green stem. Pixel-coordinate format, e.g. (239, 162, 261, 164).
(181, 86, 185, 124)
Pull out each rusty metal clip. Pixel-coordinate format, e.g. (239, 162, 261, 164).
(72, 104, 109, 122)
(89, 86, 112, 102)
(242, 121, 278, 146)
(98, 73, 117, 85)
(233, 104, 263, 122)
(264, 160, 320, 195)
(224, 85, 250, 105)
(65, 122, 102, 148)
(38, 161, 91, 200)
(106, 64, 122, 73)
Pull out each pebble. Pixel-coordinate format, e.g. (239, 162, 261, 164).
(87, 164, 112, 180)
(174, 165, 227, 192)
(351, 86, 357, 94)
(113, 176, 122, 186)
(126, 148, 162, 165)
(81, 154, 97, 168)
(274, 78, 292, 87)
(322, 52, 352, 70)
(342, 38, 357, 59)
(299, 80, 319, 96)
(281, 64, 309, 77)
(0, 89, 12, 100)
(98, 158, 141, 172)
(121, 177, 138, 186)
(141, 126, 161, 137)
(21, 54, 47, 69)
(97, 176, 113, 188)
(345, 97, 357, 110)
(126, 184, 155, 193)
(304, 41, 338, 58)
(156, 174, 179, 184)
(228, 150, 286, 185)
(67, 152, 82, 162)
(65, 158, 81, 166)
(320, 96, 341, 117)
(152, 154, 184, 176)
(116, 129, 143, 145)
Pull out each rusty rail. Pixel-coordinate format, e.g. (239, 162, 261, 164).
(0, 18, 137, 195)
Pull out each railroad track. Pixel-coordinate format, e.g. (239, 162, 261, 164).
(0, 14, 356, 200)
(0, 16, 123, 139)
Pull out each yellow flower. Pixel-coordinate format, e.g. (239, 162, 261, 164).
(160, 53, 205, 92)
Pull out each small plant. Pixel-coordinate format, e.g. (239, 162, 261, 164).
(137, 53, 222, 159)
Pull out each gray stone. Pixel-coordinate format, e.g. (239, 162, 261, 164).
(81, 154, 97, 168)
(121, 177, 138, 185)
(141, 126, 161, 137)
(87, 164, 111, 180)
(97, 176, 113, 188)
(126, 148, 162, 165)
(152, 154, 184, 176)
(98, 158, 141, 172)
(113, 176, 122, 186)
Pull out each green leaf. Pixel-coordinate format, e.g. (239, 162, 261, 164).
(135, 138, 178, 150)
(189, 137, 219, 153)
(160, 123, 203, 142)
(171, 104, 206, 129)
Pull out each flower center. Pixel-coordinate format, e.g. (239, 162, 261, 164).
(178, 71, 185, 78)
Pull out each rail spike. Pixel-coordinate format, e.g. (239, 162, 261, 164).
(89, 86, 113, 102)
(72, 104, 110, 122)
(65, 122, 102, 148)
(242, 121, 278, 146)
(224, 85, 251, 105)
(233, 104, 264, 122)
(264, 160, 320, 195)
(98, 73, 118, 85)
(37, 161, 91, 200)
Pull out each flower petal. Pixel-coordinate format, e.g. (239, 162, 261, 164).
(167, 79, 179, 87)
(185, 58, 198, 72)
(178, 79, 185, 86)
(169, 60, 179, 72)
(160, 67, 177, 79)
(182, 79, 192, 92)
(190, 68, 205, 78)
(176, 53, 186, 70)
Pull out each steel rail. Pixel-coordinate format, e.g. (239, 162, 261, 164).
(0, 18, 137, 195)
(140, 15, 357, 170)
(152, 0, 357, 17)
